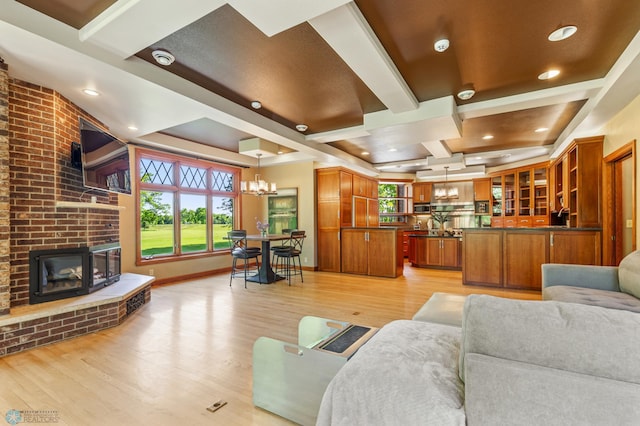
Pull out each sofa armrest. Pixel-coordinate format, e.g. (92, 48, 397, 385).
(541, 263, 619, 291)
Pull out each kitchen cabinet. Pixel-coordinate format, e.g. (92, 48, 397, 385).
(316, 168, 347, 272)
(367, 198, 379, 226)
(317, 230, 341, 272)
(462, 228, 602, 288)
(473, 178, 491, 214)
(550, 230, 602, 265)
(413, 182, 432, 203)
(403, 231, 410, 257)
(504, 230, 549, 290)
(353, 197, 380, 227)
(550, 136, 603, 228)
(490, 162, 549, 228)
(352, 174, 367, 197)
(317, 168, 379, 272)
(425, 238, 460, 268)
(463, 230, 503, 287)
(408, 236, 461, 270)
(407, 231, 428, 262)
(341, 228, 403, 277)
(473, 178, 491, 200)
(341, 229, 368, 275)
(353, 174, 379, 198)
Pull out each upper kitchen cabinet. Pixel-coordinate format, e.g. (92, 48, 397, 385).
(490, 162, 549, 228)
(413, 182, 432, 203)
(550, 136, 603, 228)
(473, 178, 491, 201)
(473, 178, 491, 214)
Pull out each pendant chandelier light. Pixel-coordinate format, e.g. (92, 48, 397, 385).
(434, 166, 459, 199)
(240, 153, 277, 196)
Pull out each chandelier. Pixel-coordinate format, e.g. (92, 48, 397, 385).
(240, 153, 277, 196)
(434, 166, 459, 199)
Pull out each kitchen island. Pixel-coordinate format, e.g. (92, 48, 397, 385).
(463, 227, 602, 290)
(341, 227, 404, 278)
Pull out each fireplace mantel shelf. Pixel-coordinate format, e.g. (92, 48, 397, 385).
(56, 201, 125, 211)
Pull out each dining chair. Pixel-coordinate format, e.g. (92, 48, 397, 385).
(273, 230, 305, 285)
(227, 230, 262, 288)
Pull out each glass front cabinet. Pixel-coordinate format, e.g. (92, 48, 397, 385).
(491, 163, 549, 228)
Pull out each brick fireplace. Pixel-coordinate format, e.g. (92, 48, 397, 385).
(3, 67, 120, 310)
(0, 62, 151, 357)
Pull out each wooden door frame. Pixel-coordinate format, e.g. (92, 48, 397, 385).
(602, 140, 636, 265)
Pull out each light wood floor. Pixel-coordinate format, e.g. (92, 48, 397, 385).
(0, 264, 540, 425)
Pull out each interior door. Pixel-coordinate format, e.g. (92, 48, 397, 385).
(614, 155, 634, 263)
(604, 141, 636, 265)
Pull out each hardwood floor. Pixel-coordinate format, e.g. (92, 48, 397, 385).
(0, 264, 540, 425)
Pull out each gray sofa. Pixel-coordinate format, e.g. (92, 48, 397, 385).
(542, 250, 640, 312)
(317, 294, 640, 425)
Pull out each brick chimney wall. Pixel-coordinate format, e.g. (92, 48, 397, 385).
(3, 75, 121, 310)
(0, 62, 10, 316)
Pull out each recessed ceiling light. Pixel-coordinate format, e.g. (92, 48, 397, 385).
(457, 88, 475, 100)
(535, 127, 549, 133)
(128, 125, 138, 131)
(548, 26, 577, 42)
(152, 49, 175, 66)
(434, 39, 450, 53)
(251, 100, 262, 109)
(389, 148, 397, 152)
(361, 151, 370, 156)
(296, 124, 308, 132)
(538, 69, 560, 80)
(475, 156, 483, 160)
(482, 135, 494, 140)
(82, 89, 99, 96)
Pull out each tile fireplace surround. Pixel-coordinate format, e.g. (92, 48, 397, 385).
(0, 273, 153, 357)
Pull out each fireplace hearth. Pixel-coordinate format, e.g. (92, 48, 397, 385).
(29, 244, 121, 304)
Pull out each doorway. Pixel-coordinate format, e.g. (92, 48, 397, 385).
(603, 140, 636, 265)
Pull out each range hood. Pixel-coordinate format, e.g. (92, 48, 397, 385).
(430, 181, 474, 206)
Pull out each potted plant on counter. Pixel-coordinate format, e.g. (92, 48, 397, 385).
(431, 212, 450, 236)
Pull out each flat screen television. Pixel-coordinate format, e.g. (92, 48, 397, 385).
(77, 117, 132, 195)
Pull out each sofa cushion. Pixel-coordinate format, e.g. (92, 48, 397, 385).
(317, 320, 465, 425)
(543, 285, 640, 313)
(459, 295, 640, 384)
(618, 250, 640, 299)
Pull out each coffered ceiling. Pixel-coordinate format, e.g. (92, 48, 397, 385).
(3, 0, 640, 177)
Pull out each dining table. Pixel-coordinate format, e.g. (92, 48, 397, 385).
(245, 234, 291, 283)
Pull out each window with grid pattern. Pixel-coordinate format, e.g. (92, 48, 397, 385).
(137, 149, 240, 262)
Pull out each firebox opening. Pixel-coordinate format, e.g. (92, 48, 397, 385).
(29, 244, 121, 304)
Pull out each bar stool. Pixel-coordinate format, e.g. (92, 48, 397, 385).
(227, 230, 262, 288)
(273, 230, 305, 285)
(270, 228, 295, 264)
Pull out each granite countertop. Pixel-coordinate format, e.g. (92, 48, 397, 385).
(342, 226, 403, 230)
(407, 233, 462, 238)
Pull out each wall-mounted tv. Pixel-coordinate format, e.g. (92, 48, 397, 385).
(77, 117, 132, 195)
